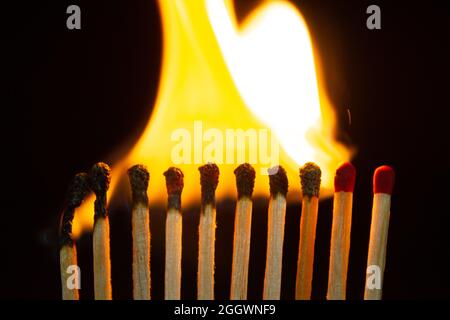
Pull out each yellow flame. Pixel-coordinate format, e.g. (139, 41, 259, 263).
(72, 0, 351, 237)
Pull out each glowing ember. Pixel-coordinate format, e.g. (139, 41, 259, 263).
(73, 0, 351, 237)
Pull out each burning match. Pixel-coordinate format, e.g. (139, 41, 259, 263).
(59, 172, 90, 300)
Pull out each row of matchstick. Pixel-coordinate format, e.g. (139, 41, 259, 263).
(59, 161, 395, 300)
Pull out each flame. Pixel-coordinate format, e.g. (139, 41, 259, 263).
(72, 0, 351, 237)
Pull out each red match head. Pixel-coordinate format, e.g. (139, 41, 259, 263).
(334, 162, 356, 192)
(373, 165, 395, 195)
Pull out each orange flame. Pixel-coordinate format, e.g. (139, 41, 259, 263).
(73, 0, 352, 237)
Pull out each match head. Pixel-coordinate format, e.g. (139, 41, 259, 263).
(373, 165, 395, 195)
(164, 167, 184, 196)
(66, 172, 90, 209)
(60, 172, 90, 248)
(268, 165, 288, 197)
(300, 162, 321, 198)
(199, 163, 219, 205)
(89, 162, 111, 195)
(334, 162, 356, 193)
(234, 163, 256, 199)
(128, 164, 149, 193)
(128, 164, 150, 205)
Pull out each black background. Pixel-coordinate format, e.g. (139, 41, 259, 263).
(4, 0, 450, 299)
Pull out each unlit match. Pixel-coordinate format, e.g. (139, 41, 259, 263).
(327, 162, 356, 300)
(365, 165, 395, 300)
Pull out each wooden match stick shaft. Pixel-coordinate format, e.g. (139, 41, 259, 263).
(60, 245, 79, 300)
(364, 193, 391, 300)
(327, 192, 353, 299)
(132, 202, 151, 300)
(295, 196, 319, 300)
(296, 162, 321, 300)
(165, 208, 182, 299)
(198, 203, 216, 300)
(263, 193, 287, 300)
(230, 197, 253, 300)
(93, 216, 112, 300)
(128, 165, 151, 300)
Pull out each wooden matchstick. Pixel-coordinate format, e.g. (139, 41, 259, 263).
(59, 172, 90, 300)
(327, 162, 356, 300)
(197, 163, 219, 300)
(128, 165, 151, 300)
(296, 162, 321, 300)
(364, 165, 395, 300)
(263, 165, 288, 300)
(230, 163, 256, 300)
(90, 162, 113, 300)
(164, 167, 184, 300)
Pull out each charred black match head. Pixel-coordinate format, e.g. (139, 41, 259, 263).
(128, 164, 149, 206)
(300, 162, 321, 198)
(89, 162, 111, 219)
(268, 165, 288, 197)
(60, 172, 90, 248)
(234, 163, 256, 199)
(164, 167, 184, 210)
(199, 163, 219, 205)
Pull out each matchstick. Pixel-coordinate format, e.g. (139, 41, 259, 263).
(59, 172, 90, 300)
(128, 165, 151, 300)
(197, 163, 219, 300)
(296, 162, 321, 300)
(230, 163, 256, 300)
(90, 162, 113, 300)
(164, 167, 184, 300)
(364, 165, 395, 300)
(327, 162, 356, 300)
(263, 165, 288, 300)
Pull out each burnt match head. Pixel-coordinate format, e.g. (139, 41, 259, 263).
(60, 172, 90, 248)
(234, 163, 256, 200)
(89, 162, 111, 195)
(199, 163, 219, 205)
(334, 162, 356, 193)
(89, 162, 111, 219)
(373, 165, 395, 195)
(164, 167, 184, 210)
(300, 162, 321, 198)
(128, 164, 149, 206)
(268, 165, 288, 197)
